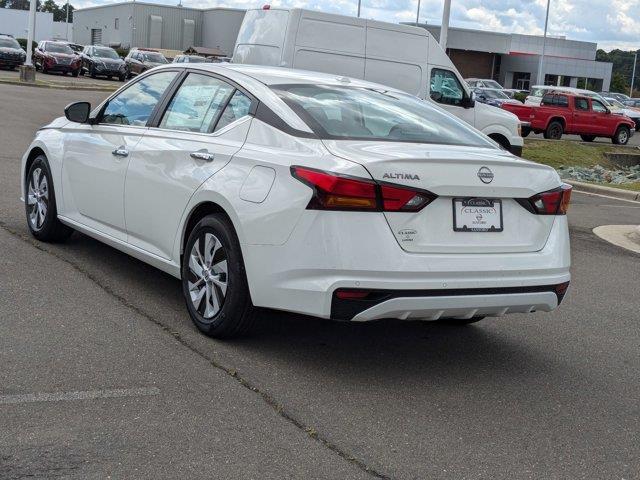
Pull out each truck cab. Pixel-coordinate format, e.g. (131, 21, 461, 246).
(231, 7, 524, 155)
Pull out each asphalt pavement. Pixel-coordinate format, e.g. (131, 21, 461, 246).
(1, 83, 640, 480)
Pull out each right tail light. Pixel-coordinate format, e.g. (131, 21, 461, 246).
(519, 184, 572, 215)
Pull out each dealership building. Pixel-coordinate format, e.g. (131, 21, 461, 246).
(72, 2, 612, 90)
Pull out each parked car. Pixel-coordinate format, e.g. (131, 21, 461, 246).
(33, 41, 81, 76)
(80, 45, 127, 81)
(623, 98, 640, 108)
(0, 34, 26, 70)
(466, 78, 527, 97)
(173, 54, 214, 63)
(473, 88, 522, 107)
(57, 41, 84, 54)
(233, 8, 525, 156)
(124, 48, 168, 78)
(20, 64, 572, 338)
(503, 91, 635, 144)
(599, 91, 631, 103)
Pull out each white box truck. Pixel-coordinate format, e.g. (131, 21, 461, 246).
(231, 7, 524, 155)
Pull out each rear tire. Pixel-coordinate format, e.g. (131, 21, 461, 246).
(580, 135, 596, 142)
(181, 214, 257, 338)
(437, 316, 485, 326)
(612, 126, 630, 145)
(25, 155, 73, 242)
(544, 120, 563, 140)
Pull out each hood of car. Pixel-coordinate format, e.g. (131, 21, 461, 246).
(97, 57, 124, 66)
(143, 61, 165, 67)
(47, 52, 76, 59)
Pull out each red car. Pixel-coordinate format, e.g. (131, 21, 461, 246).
(502, 92, 635, 145)
(34, 41, 81, 76)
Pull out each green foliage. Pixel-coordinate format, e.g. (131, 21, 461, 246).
(597, 49, 639, 93)
(39, 0, 73, 21)
(115, 47, 129, 58)
(513, 92, 527, 103)
(16, 38, 37, 53)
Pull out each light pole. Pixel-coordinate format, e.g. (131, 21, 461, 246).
(357, 0, 361, 17)
(416, 0, 421, 25)
(440, 0, 451, 50)
(26, 0, 37, 67)
(630, 52, 637, 98)
(536, 0, 551, 85)
(65, 0, 70, 41)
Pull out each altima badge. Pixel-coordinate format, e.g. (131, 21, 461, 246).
(477, 167, 494, 184)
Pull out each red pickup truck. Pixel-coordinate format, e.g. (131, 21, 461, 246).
(502, 92, 635, 145)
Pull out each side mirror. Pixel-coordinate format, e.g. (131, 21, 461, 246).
(64, 101, 91, 124)
(462, 91, 476, 109)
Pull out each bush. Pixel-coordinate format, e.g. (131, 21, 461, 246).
(16, 38, 37, 54)
(115, 47, 129, 58)
(513, 91, 528, 103)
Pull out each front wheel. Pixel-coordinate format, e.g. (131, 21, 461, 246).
(544, 120, 563, 140)
(182, 214, 257, 338)
(580, 135, 596, 142)
(89, 65, 96, 78)
(25, 155, 73, 242)
(72, 69, 79, 77)
(612, 126, 630, 145)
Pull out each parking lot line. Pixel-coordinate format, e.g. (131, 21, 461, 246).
(0, 387, 160, 405)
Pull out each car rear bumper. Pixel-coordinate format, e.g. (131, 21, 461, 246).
(242, 211, 571, 321)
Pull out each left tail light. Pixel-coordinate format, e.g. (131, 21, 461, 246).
(519, 183, 572, 215)
(291, 166, 436, 212)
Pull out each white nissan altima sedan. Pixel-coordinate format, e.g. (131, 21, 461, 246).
(21, 64, 571, 338)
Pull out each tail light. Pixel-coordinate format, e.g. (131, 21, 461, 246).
(291, 166, 436, 212)
(519, 184, 572, 215)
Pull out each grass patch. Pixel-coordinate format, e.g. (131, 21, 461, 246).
(521, 139, 632, 169)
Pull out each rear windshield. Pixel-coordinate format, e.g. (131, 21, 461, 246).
(273, 84, 496, 147)
(0, 37, 20, 49)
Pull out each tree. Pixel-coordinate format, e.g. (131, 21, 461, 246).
(610, 72, 629, 94)
(39, 0, 73, 21)
(1, 0, 38, 9)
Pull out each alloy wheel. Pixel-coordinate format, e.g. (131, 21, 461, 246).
(27, 167, 48, 231)
(187, 232, 228, 319)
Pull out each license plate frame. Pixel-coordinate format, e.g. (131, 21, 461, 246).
(452, 198, 503, 233)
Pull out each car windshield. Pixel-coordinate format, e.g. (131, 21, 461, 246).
(143, 53, 167, 63)
(273, 84, 495, 148)
(95, 47, 119, 59)
(187, 56, 207, 63)
(484, 80, 503, 89)
(0, 37, 20, 49)
(479, 88, 509, 99)
(45, 43, 74, 54)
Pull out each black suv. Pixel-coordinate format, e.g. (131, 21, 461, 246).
(81, 45, 127, 81)
(0, 34, 26, 70)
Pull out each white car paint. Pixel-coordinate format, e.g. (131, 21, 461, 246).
(232, 8, 524, 154)
(21, 64, 571, 327)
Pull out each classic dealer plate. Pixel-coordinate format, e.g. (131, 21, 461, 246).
(453, 198, 503, 232)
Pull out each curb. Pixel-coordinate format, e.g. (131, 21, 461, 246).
(0, 78, 117, 93)
(565, 180, 640, 202)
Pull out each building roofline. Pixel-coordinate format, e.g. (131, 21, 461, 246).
(75, 1, 202, 13)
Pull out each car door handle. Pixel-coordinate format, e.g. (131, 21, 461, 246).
(190, 150, 215, 162)
(112, 147, 129, 157)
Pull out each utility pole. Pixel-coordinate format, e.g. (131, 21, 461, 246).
(416, 0, 421, 25)
(536, 0, 551, 85)
(630, 51, 637, 98)
(440, 0, 451, 50)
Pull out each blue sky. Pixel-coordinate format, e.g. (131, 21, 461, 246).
(73, 0, 640, 51)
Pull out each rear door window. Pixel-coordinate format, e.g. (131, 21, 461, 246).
(159, 73, 235, 133)
(215, 90, 253, 131)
